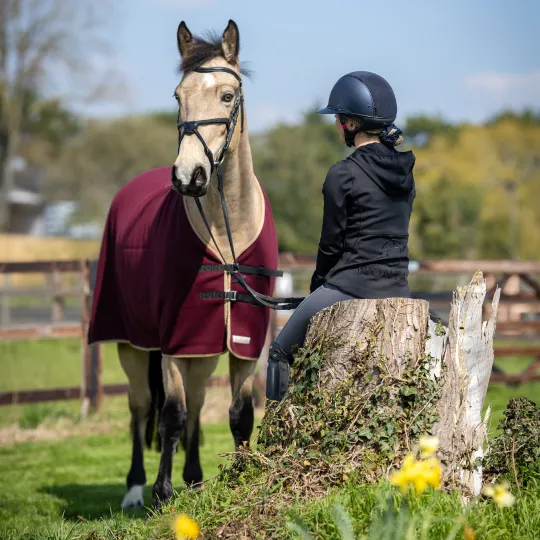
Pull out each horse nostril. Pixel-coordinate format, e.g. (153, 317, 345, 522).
(171, 166, 181, 191)
(191, 166, 206, 186)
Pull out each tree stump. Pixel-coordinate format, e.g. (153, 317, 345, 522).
(257, 271, 500, 497)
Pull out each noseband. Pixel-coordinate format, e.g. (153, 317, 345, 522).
(176, 66, 244, 174)
(176, 66, 303, 311)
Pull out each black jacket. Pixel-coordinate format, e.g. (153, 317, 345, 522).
(310, 143, 416, 298)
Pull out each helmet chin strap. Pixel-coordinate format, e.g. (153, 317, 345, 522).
(339, 114, 363, 148)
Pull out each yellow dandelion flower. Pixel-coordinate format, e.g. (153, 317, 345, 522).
(482, 482, 515, 509)
(464, 525, 476, 540)
(175, 514, 201, 540)
(390, 453, 441, 495)
(418, 435, 439, 458)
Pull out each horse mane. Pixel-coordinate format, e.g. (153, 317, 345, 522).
(177, 30, 252, 78)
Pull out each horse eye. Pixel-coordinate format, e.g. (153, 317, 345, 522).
(222, 93, 234, 103)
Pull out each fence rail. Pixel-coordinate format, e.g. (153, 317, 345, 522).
(0, 374, 267, 408)
(1, 257, 539, 413)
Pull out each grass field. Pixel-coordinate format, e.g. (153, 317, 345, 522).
(0, 415, 538, 539)
(0, 338, 538, 538)
(0, 423, 238, 538)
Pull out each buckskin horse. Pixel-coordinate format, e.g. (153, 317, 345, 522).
(88, 20, 298, 510)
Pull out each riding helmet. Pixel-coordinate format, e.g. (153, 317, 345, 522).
(317, 71, 397, 131)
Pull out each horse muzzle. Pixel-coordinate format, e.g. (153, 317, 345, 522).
(171, 164, 209, 197)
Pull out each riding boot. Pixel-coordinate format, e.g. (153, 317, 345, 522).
(265, 341, 291, 403)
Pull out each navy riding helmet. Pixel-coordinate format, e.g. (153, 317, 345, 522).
(318, 71, 398, 146)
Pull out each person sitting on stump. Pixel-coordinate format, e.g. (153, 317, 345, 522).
(266, 71, 416, 403)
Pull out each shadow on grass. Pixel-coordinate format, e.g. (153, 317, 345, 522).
(40, 484, 152, 521)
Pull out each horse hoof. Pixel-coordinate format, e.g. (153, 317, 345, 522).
(121, 485, 144, 509)
(152, 496, 165, 513)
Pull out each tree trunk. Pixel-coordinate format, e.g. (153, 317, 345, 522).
(257, 271, 500, 497)
(0, 130, 16, 231)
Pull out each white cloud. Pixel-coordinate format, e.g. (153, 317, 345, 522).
(463, 69, 540, 108)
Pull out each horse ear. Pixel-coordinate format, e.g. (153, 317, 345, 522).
(222, 20, 240, 64)
(177, 21, 193, 58)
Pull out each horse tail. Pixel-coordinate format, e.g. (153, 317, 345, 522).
(145, 350, 165, 451)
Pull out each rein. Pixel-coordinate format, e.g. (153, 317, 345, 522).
(177, 66, 304, 311)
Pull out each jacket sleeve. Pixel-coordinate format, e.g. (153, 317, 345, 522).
(310, 162, 351, 293)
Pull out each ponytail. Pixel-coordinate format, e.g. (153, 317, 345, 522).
(377, 124, 403, 147)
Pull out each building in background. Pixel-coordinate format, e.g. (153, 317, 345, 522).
(6, 157, 101, 238)
(8, 158, 45, 235)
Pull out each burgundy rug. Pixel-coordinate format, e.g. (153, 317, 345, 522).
(88, 167, 278, 360)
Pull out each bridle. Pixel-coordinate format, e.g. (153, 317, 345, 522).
(176, 66, 245, 174)
(176, 66, 303, 311)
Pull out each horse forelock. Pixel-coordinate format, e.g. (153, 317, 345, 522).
(177, 30, 252, 78)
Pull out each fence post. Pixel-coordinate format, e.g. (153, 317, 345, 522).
(89, 343, 103, 410)
(51, 264, 65, 322)
(88, 260, 102, 411)
(80, 260, 91, 419)
(1, 274, 10, 327)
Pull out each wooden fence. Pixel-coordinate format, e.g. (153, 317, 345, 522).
(0, 257, 539, 413)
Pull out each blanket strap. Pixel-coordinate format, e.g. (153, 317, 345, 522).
(199, 264, 283, 277)
(199, 290, 299, 310)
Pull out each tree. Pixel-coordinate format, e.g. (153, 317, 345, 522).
(487, 108, 540, 126)
(47, 115, 177, 224)
(411, 117, 540, 260)
(253, 111, 346, 252)
(403, 114, 461, 147)
(0, 0, 121, 231)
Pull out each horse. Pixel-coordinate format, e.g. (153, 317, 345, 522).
(88, 19, 281, 510)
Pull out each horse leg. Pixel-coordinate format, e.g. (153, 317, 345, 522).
(183, 356, 220, 487)
(228, 353, 257, 449)
(118, 343, 151, 508)
(152, 354, 187, 510)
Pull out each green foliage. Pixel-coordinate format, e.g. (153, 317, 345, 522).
(253, 111, 346, 252)
(487, 108, 540, 126)
(412, 176, 482, 259)
(47, 115, 178, 222)
(253, 326, 443, 500)
(284, 476, 539, 540)
(31, 104, 540, 261)
(403, 114, 461, 146)
(287, 502, 355, 540)
(485, 397, 540, 484)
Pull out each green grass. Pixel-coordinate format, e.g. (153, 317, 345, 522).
(0, 421, 240, 539)
(0, 340, 125, 392)
(0, 339, 538, 538)
(1, 415, 536, 540)
(0, 339, 232, 429)
(0, 339, 231, 392)
(160, 468, 540, 540)
(1, 423, 537, 539)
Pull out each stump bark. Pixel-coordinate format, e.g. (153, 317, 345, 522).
(257, 271, 500, 497)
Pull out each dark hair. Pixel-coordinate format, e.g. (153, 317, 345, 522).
(177, 31, 252, 78)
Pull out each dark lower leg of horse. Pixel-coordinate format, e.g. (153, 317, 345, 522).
(127, 417, 146, 487)
(122, 416, 146, 508)
(152, 399, 186, 511)
(118, 342, 151, 510)
(122, 412, 146, 508)
(183, 416, 203, 488)
(229, 391, 254, 449)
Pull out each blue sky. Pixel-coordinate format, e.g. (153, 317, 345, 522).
(81, 0, 540, 133)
